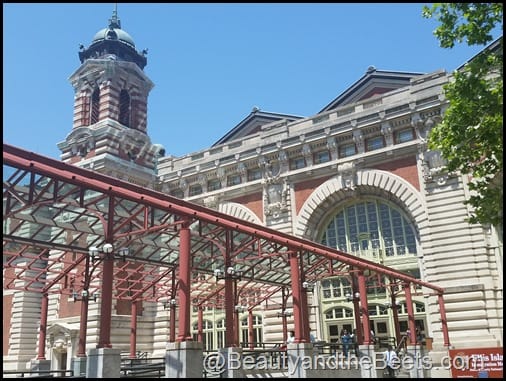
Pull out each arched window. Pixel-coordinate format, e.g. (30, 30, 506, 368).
(320, 199, 417, 261)
(90, 87, 100, 124)
(119, 89, 131, 127)
(324, 306, 354, 319)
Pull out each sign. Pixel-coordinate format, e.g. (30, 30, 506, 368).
(448, 347, 503, 378)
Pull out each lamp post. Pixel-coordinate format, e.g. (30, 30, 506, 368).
(215, 264, 243, 347)
(88, 243, 130, 348)
(384, 300, 402, 346)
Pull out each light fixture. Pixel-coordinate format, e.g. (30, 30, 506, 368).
(302, 281, 315, 292)
(384, 300, 401, 309)
(88, 244, 129, 261)
(72, 289, 99, 302)
(235, 305, 247, 313)
(346, 292, 361, 302)
(163, 298, 177, 310)
(214, 266, 243, 280)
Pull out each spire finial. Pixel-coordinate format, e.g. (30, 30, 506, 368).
(109, 3, 121, 29)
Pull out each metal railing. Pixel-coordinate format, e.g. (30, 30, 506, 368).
(3, 370, 75, 378)
(120, 355, 165, 378)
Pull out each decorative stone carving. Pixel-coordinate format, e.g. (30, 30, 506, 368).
(197, 174, 207, 186)
(216, 167, 226, 182)
(422, 150, 456, 184)
(337, 161, 357, 191)
(381, 122, 393, 146)
(263, 160, 281, 179)
(179, 179, 188, 191)
(237, 162, 247, 175)
(263, 178, 288, 218)
(203, 196, 219, 209)
(352, 130, 364, 154)
(66, 127, 95, 157)
(278, 150, 288, 164)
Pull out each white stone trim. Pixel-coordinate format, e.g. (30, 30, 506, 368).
(218, 202, 262, 225)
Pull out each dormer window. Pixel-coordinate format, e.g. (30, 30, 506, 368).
(106, 30, 117, 40)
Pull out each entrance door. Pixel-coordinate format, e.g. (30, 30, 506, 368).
(370, 319, 391, 348)
(327, 322, 353, 343)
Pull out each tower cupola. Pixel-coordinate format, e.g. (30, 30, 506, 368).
(78, 8, 147, 69)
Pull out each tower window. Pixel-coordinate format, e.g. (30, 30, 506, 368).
(90, 87, 100, 124)
(119, 89, 131, 127)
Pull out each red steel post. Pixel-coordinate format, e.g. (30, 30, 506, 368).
(403, 282, 417, 344)
(289, 252, 302, 343)
(169, 302, 176, 342)
(98, 197, 116, 348)
(129, 301, 138, 359)
(438, 293, 450, 347)
(176, 220, 192, 341)
(358, 271, 371, 345)
(248, 310, 254, 349)
(36, 293, 49, 360)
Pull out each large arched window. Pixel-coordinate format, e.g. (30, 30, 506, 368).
(119, 89, 131, 127)
(318, 199, 425, 343)
(320, 199, 417, 263)
(90, 87, 100, 125)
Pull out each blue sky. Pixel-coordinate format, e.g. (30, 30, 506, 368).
(3, 3, 502, 160)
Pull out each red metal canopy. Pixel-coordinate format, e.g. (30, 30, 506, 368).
(3, 142, 449, 348)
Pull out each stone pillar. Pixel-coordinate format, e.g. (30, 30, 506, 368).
(218, 346, 244, 378)
(405, 344, 424, 378)
(426, 348, 452, 378)
(86, 348, 121, 378)
(287, 343, 316, 378)
(30, 359, 51, 372)
(166, 341, 203, 378)
(71, 357, 87, 377)
(358, 344, 377, 378)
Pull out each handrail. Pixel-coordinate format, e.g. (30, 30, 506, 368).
(3, 369, 74, 377)
(395, 335, 407, 354)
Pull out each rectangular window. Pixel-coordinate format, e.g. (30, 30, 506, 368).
(247, 168, 263, 181)
(339, 143, 356, 158)
(189, 184, 202, 196)
(395, 128, 415, 144)
(207, 179, 221, 191)
(289, 157, 306, 170)
(366, 136, 385, 151)
(227, 174, 242, 186)
(314, 150, 330, 164)
(170, 189, 184, 198)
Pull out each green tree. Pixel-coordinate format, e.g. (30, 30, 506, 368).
(422, 3, 503, 227)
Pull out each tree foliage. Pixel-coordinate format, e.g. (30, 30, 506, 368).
(422, 3, 503, 227)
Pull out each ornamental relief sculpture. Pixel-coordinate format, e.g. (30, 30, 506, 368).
(263, 179, 288, 218)
(66, 127, 95, 157)
(261, 158, 288, 218)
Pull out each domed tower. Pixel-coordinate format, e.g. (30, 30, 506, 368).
(58, 7, 163, 187)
